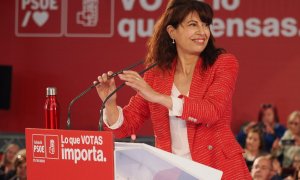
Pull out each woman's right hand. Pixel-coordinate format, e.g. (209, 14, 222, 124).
(272, 138, 281, 150)
(94, 71, 117, 106)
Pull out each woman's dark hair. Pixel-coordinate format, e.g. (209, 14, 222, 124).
(247, 127, 264, 151)
(145, 0, 225, 71)
(258, 103, 280, 123)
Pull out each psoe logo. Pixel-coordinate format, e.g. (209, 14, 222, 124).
(45, 135, 59, 159)
(32, 134, 59, 160)
(15, 0, 115, 37)
(76, 0, 99, 27)
(15, 0, 63, 37)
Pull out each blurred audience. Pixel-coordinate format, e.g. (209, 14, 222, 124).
(272, 111, 300, 168)
(271, 156, 283, 179)
(243, 127, 266, 170)
(5, 149, 27, 180)
(237, 104, 286, 152)
(251, 155, 274, 180)
(281, 153, 300, 180)
(0, 144, 20, 180)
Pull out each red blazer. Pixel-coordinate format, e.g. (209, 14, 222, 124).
(105, 53, 251, 179)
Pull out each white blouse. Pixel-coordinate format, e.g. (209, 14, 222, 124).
(103, 84, 191, 159)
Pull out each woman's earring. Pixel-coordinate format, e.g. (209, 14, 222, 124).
(172, 39, 175, 44)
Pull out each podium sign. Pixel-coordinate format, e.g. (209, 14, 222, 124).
(25, 128, 114, 180)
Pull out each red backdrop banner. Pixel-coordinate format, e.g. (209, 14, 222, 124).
(1, 0, 300, 135)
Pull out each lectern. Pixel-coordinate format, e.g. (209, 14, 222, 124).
(26, 128, 222, 180)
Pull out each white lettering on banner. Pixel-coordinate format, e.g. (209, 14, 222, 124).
(263, 18, 280, 37)
(121, 0, 135, 11)
(281, 18, 298, 37)
(245, 18, 261, 37)
(212, 0, 240, 11)
(61, 135, 68, 144)
(20, 0, 58, 28)
(33, 158, 45, 163)
(22, 0, 58, 10)
(61, 146, 105, 164)
(57, 135, 107, 164)
(69, 137, 80, 146)
(140, 0, 163, 11)
(121, 0, 162, 11)
(211, 17, 300, 38)
(118, 19, 135, 42)
(81, 135, 103, 145)
(34, 145, 45, 153)
(34, 140, 43, 144)
(118, 18, 155, 42)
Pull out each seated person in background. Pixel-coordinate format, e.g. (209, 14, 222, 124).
(237, 104, 286, 152)
(270, 156, 283, 180)
(0, 144, 19, 180)
(5, 149, 26, 180)
(292, 153, 300, 172)
(272, 111, 300, 169)
(281, 153, 300, 179)
(243, 127, 266, 170)
(251, 155, 274, 180)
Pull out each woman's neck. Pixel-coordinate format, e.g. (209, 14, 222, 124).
(176, 54, 198, 76)
(246, 148, 259, 156)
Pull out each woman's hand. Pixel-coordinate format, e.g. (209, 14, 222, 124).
(118, 70, 172, 108)
(294, 136, 300, 146)
(94, 71, 119, 126)
(118, 70, 159, 102)
(272, 138, 281, 150)
(264, 123, 275, 135)
(94, 71, 117, 106)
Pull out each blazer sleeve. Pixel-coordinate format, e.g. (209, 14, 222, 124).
(103, 69, 154, 138)
(181, 54, 239, 126)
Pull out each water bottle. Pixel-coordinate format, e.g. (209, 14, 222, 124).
(44, 87, 60, 129)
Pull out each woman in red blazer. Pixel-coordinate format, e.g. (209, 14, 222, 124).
(96, 0, 251, 179)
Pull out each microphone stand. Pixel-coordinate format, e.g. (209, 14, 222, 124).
(66, 60, 144, 130)
(98, 62, 158, 131)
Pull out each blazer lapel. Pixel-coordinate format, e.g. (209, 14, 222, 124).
(151, 65, 175, 152)
(187, 59, 204, 153)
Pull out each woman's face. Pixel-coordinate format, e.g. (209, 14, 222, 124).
(289, 116, 300, 135)
(262, 108, 275, 125)
(6, 145, 19, 163)
(169, 11, 210, 56)
(246, 131, 260, 152)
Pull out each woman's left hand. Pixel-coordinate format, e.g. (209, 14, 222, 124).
(264, 124, 275, 135)
(118, 70, 160, 103)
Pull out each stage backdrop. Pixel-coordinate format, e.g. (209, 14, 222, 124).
(0, 0, 299, 135)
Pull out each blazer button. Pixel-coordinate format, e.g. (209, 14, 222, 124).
(208, 145, 213, 150)
(206, 124, 210, 128)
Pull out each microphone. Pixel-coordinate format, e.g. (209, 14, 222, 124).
(66, 60, 144, 130)
(98, 62, 158, 132)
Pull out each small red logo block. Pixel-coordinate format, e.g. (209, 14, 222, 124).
(45, 135, 59, 159)
(16, 0, 63, 36)
(66, 0, 114, 37)
(32, 135, 46, 158)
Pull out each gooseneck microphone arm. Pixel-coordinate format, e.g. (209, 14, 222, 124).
(66, 60, 144, 130)
(98, 62, 158, 131)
